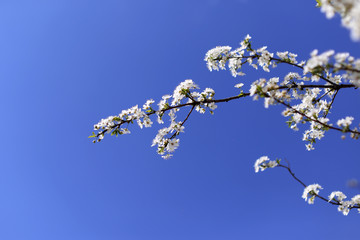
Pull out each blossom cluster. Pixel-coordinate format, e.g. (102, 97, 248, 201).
(304, 185, 360, 215)
(254, 156, 279, 173)
(204, 35, 360, 151)
(91, 79, 217, 159)
(317, 0, 360, 40)
(328, 191, 360, 215)
(302, 184, 323, 204)
(92, 105, 149, 141)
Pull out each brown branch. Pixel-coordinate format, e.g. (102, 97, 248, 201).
(94, 83, 358, 139)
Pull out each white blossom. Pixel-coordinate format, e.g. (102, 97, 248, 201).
(338, 201, 352, 216)
(143, 99, 155, 110)
(304, 50, 335, 79)
(171, 79, 199, 106)
(234, 83, 244, 88)
(205, 46, 232, 71)
(351, 194, 360, 204)
(302, 184, 323, 204)
(254, 156, 278, 173)
(337, 116, 354, 128)
(328, 191, 347, 202)
(166, 138, 179, 153)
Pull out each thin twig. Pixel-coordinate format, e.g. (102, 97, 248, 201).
(169, 105, 195, 139)
(324, 89, 339, 118)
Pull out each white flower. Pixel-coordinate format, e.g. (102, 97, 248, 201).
(143, 99, 155, 110)
(162, 154, 173, 160)
(171, 79, 198, 106)
(166, 139, 179, 153)
(334, 52, 350, 63)
(207, 102, 217, 111)
(338, 201, 352, 216)
(351, 194, 360, 204)
(158, 94, 172, 110)
(254, 156, 269, 173)
(328, 191, 347, 202)
(257, 47, 273, 72)
(254, 156, 278, 173)
(234, 83, 244, 88)
(283, 72, 301, 85)
(302, 184, 322, 204)
(143, 116, 153, 128)
(305, 143, 314, 151)
(205, 46, 232, 71)
(304, 50, 335, 76)
(337, 116, 354, 127)
(276, 51, 288, 59)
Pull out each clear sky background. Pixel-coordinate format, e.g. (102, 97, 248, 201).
(1, 0, 360, 239)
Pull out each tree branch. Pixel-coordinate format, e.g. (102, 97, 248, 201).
(169, 105, 195, 139)
(276, 163, 360, 209)
(94, 83, 358, 139)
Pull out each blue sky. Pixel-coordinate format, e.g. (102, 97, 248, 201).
(1, 0, 360, 239)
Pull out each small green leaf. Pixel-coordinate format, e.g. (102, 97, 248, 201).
(315, 0, 321, 7)
(113, 117, 121, 121)
(88, 132, 96, 138)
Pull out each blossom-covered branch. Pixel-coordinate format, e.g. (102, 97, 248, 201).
(91, 34, 359, 215)
(205, 35, 360, 87)
(92, 35, 359, 157)
(254, 86, 360, 150)
(254, 156, 360, 215)
(204, 35, 360, 150)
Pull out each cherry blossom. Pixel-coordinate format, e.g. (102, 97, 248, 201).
(91, 2, 360, 215)
(302, 184, 323, 204)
